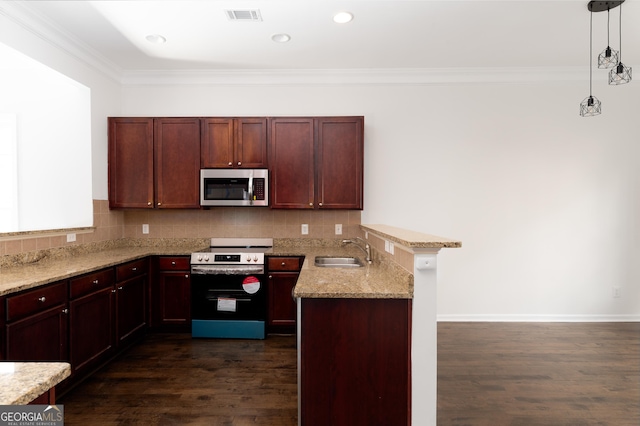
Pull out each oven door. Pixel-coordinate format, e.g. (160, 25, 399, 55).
(190, 270, 267, 339)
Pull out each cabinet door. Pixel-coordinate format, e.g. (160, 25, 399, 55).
(269, 118, 315, 209)
(0, 297, 5, 360)
(69, 287, 115, 374)
(201, 118, 234, 168)
(316, 117, 364, 209)
(116, 274, 147, 347)
(267, 272, 298, 334)
(154, 118, 201, 208)
(6, 305, 69, 362)
(108, 118, 154, 209)
(236, 118, 268, 168)
(156, 271, 191, 328)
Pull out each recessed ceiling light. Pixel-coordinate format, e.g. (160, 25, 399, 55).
(333, 12, 353, 24)
(145, 34, 166, 44)
(271, 33, 291, 43)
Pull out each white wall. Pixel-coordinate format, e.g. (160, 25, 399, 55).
(120, 79, 640, 320)
(0, 4, 122, 202)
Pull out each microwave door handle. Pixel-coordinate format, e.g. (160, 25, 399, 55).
(248, 175, 254, 205)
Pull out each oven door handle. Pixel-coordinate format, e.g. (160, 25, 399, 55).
(248, 174, 254, 205)
(191, 266, 264, 275)
(206, 297, 252, 302)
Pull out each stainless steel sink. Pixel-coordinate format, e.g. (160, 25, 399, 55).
(314, 256, 364, 268)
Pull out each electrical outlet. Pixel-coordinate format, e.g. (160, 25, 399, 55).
(335, 224, 342, 235)
(365, 231, 368, 239)
(613, 287, 621, 298)
(384, 240, 390, 252)
(389, 242, 395, 255)
(301, 224, 309, 235)
(66, 233, 76, 243)
(142, 224, 149, 234)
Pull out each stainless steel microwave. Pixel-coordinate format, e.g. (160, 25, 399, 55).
(200, 169, 269, 207)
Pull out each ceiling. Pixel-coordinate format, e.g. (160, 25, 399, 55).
(11, 0, 640, 74)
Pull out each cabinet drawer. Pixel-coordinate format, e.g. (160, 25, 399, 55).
(7, 281, 68, 322)
(116, 259, 148, 282)
(158, 256, 190, 271)
(69, 268, 115, 299)
(268, 257, 302, 272)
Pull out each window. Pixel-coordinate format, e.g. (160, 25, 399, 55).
(0, 42, 92, 233)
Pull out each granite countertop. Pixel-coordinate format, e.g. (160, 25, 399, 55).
(361, 224, 462, 248)
(0, 244, 207, 297)
(0, 362, 71, 405)
(273, 244, 413, 299)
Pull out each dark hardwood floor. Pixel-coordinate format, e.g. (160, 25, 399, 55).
(59, 323, 639, 426)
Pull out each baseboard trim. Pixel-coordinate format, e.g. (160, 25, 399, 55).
(437, 314, 640, 322)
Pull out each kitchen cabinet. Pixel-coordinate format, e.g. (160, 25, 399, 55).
(0, 296, 4, 360)
(108, 117, 201, 209)
(266, 256, 303, 334)
(5, 281, 69, 362)
(300, 298, 411, 426)
(269, 116, 364, 209)
(152, 256, 191, 331)
(201, 117, 268, 168)
(68, 268, 115, 376)
(115, 259, 148, 348)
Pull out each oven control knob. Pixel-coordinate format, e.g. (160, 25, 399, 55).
(246, 256, 251, 262)
(253, 256, 259, 262)
(204, 256, 210, 262)
(197, 255, 202, 261)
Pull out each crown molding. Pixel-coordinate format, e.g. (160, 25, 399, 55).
(120, 67, 587, 87)
(0, 1, 122, 83)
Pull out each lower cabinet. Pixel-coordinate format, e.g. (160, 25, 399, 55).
(115, 259, 149, 347)
(266, 256, 303, 334)
(68, 268, 116, 376)
(151, 256, 191, 331)
(300, 298, 412, 426)
(5, 281, 69, 362)
(0, 296, 5, 360)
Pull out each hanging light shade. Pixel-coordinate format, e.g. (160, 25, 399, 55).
(580, 9, 601, 117)
(608, 2, 631, 85)
(597, 8, 619, 68)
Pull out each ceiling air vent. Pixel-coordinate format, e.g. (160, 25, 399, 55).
(225, 10, 263, 21)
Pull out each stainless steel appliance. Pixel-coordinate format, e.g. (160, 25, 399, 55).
(190, 238, 273, 339)
(200, 169, 268, 207)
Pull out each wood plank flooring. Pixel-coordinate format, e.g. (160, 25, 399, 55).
(59, 323, 639, 425)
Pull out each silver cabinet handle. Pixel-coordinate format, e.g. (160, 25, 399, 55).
(62, 308, 69, 314)
(118, 286, 123, 290)
(157, 202, 162, 206)
(185, 274, 189, 279)
(281, 262, 286, 266)
(309, 203, 313, 207)
(132, 267, 137, 271)
(147, 201, 152, 206)
(93, 279, 99, 284)
(268, 275, 273, 279)
(228, 162, 232, 166)
(171, 261, 176, 266)
(238, 161, 242, 166)
(38, 296, 46, 302)
(319, 202, 323, 206)
(112, 289, 117, 293)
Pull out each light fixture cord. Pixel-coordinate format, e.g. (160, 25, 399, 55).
(607, 8, 610, 47)
(618, 2, 623, 62)
(589, 9, 593, 96)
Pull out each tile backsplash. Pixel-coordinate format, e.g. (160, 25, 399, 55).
(0, 200, 361, 262)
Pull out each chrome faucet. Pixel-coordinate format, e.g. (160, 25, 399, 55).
(342, 237, 372, 264)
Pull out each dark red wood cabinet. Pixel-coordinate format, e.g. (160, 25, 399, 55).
(0, 296, 4, 360)
(108, 117, 201, 209)
(5, 281, 69, 362)
(68, 268, 115, 375)
(115, 259, 148, 348)
(267, 256, 303, 334)
(151, 256, 191, 331)
(201, 117, 268, 168)
(269, 116, 364, 209)
(300, 298, 411, 426)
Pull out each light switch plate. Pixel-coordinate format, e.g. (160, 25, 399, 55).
(301, 224, 309, 235)
(66, 233, 76, 243)
(335, 224, 342, 235)
(142, 224, 149, 234)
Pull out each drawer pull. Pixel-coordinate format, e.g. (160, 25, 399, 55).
(281, 262, 286, 266)
(171, 261, 176, 266)
(112, 289, 117, 293)
(132, 267, 137, 271)
(62, 308, 69, 314)
(118, 286, 123, 290)
(93, 279, 99, 284)
(38, 296, 46, 303)
(185, 274, 189, 279)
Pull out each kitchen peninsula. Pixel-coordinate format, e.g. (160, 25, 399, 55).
(0, 224, 459, 426)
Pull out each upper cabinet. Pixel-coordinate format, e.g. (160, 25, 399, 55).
(201, 118, 268, 169)
(269, 116, 364, 210)
(108, 117, 201, 209)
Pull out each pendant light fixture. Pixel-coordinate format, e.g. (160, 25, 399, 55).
(580, 9, 601, 117)
(597, 8, 618, 69)
(608, 1, 632, 85)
